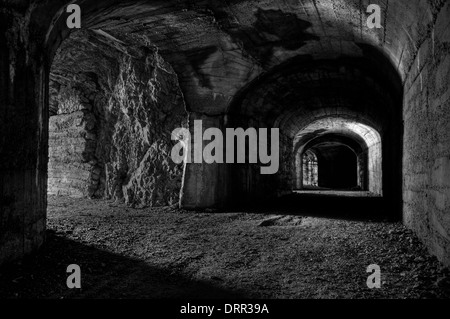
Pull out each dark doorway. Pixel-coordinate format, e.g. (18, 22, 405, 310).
(310, 143, 358, 190)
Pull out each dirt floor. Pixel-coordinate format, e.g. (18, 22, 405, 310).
(0, 195, 449, 299)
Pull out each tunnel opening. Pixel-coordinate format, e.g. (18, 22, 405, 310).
(294, 118, 382, 196)
(303, 143, 357, 190)
(227, 55, 397, 217)
(318, 144, 357, 190)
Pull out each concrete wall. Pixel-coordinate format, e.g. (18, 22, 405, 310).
(368, 141, 382, 195)
(180, 113, 230, 209)
(403, 3, 450, 265)
(222, 114, 293, 207)
(0, 10, 47, 266)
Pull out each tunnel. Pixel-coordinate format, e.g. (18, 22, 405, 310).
(294, 118, 382, 194)
(1, 0, 450, 270)
(227, 57, 395, 208)
(306, 141, 358, 190)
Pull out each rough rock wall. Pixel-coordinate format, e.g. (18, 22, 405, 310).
(103, 54, 186, 207)
(403, 3, 450, 265)
(49, 30, 187, 207)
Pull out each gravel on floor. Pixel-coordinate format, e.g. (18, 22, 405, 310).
(0, 195, 449, 299)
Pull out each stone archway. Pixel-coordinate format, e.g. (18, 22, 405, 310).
(294, 118, 382, 195)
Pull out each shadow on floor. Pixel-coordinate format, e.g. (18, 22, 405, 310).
(0, 231, 245, 299)
(229, 192, 396, 222)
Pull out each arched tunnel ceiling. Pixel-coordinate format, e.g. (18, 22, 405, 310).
(230, 57, 401, 136)
(294, 117, 381, 153)
(310, 143, 357, 163)
(304, 133, 366, 155)
(38, 0, 447, 115)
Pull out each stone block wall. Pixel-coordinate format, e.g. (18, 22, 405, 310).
(403, 2, 450, 265)
(48, 111, 99, 197)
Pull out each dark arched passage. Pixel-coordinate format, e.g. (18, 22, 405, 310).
(313, 143, 358, 190)
(299, 133, 370, 191)
(227, 56, 399, 208)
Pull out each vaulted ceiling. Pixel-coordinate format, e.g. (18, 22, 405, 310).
(33, 0, 445, 116)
